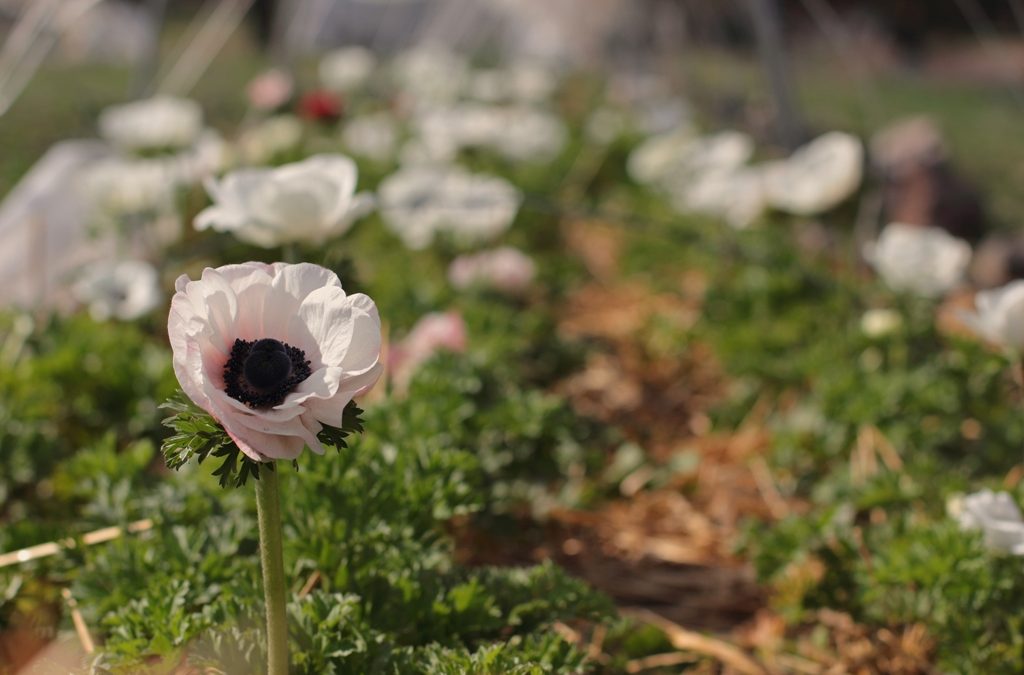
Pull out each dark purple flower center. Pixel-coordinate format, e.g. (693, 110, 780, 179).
(224, 338, 312, 409)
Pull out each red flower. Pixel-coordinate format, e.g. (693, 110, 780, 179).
(299, 90, 343, 123)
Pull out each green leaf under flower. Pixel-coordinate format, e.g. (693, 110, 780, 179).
(159, 393, 365, 488)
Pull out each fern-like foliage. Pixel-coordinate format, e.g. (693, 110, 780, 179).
(160, 393, 365, 488)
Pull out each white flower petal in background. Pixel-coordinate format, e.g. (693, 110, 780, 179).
(319, 46, 376, 92)
(195, 154, 371, 248)
(448, 246, 536, 294)
(171, 130, 230, 185)
(99, 96, 203, 152)
(959, 279, 1024, 351)
(391, 47, 467, 104)
(442, 173, 523, 244)
(764, 131, 864, 216)
(412, 103, 567, 164)
(79, 157, 177, 218)
(235, 115, 304, 166)
(628, 128, 749, 189)
(169, 262, 383, 461)
(864, 223, 972, 298)
(379, 165, 521, 250)
(860, 308, 903, 338)
(950, 489, 1024, 555)
(488, 106, 566, 162)
(671, 167, 766, 229)
(377, 166, 451, 249)
(467, 62, 556, 104)
(341, 112, 398, 163)
(73, 259, 161, 321)
(627, 127, 697, 186)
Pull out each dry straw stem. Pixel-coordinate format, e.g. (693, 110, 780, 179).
(61, 588, 95, 654)
(298, 570, 322, 597)
(851, 424, 903, 486)
(621, 608, 768, 675)
(0, 518, 153, 568)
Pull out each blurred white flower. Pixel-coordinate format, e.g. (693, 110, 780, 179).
(341, 112, 398, 163)
(319, 46, 376, 92)
(467, 62, 556, 103)
(235, 115, 303, 165)
(960, 280, 1024, 351)
(171, 130, 230, 184)
(671, 167, 766, 229)
(79, 158, 176, 218)
(950, 489, 1024, 555)
(247, 68, 294, 111)
(379, 165, 521, 249)
(413, 104, 566, 163)
(392, 47, 467, 104)
(491, 106, 566, 162)
(448, 246, 536, 294)
(860, 308, 903, 338)
(195, 154, 372, 248)
(864, 223, 971, 298)
(764, 131, 864, 216)
(628, 129, 749, 188)
(73, 259, 161, 321)
(99, 96, 203, 152)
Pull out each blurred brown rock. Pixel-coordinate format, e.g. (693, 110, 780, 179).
(871, 116, 987, 243)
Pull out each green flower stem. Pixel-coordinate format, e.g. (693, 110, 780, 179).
(282, 243, 300, 264)
(255, 464, 289, 675)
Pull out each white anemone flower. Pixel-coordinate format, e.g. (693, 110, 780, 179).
(413, 104, 566, 163)
(763, 131, 864, 216)
(341, 112, 398, 163)
(99, 96, 203, 152)
(670, 167, 766, 229)
(319, 46, 376, 92)
(488, 106, 566, 162)
(79, 158, 177, 218)
(628, 129, 750, 188)
(378, 166, 521, 250)
(73, 259, 162, 321)
(169, 262, 383, 462)
(195, 154, 373, 248)
(950, 489, 1024, 555)
(864, 223, 972, 298)
(960, 280, 1024, 351)
(448, 246, 536, 294)
(467, 62, 556, 103)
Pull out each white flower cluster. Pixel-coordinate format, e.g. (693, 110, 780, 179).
(378, 165, 522, 250)
(628, 128, 864, 228)
(410, 103, 567, 164)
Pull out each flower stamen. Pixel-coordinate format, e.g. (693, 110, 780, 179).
(224, 338, 312, 408)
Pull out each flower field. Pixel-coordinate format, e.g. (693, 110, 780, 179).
(2, 3, 1024, 673)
